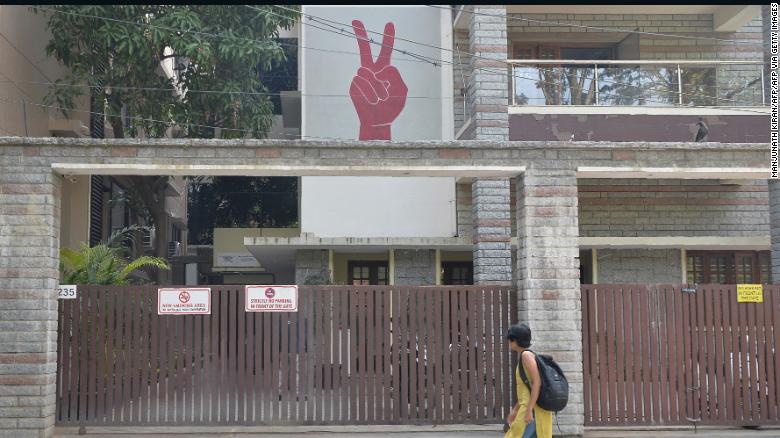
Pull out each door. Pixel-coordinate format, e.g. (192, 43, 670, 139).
(348, 261, 389, 285)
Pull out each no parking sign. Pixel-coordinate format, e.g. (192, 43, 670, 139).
(245, 285, 298, 312)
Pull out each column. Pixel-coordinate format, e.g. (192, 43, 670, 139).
(0, 151, 60, 437)
(516, 168, 583, 436)
(472, 179, 512, 284)
(468, 6, 512, 284)
(770, 180, 780, 281)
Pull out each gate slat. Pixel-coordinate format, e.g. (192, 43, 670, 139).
(467, 289, 478, 423)
(659, 287, 672, 424)
(616, 287, 627, 424)
(262, 299, 272, 424)
(726, 286, 740, 422)
(738, 293, 751, 421)
(483, 288, 495, 424)
(662, 286, 681, 424)
(747, 295, 759, 423)
(443, 287, 454, 423)
(474, 288, 485, 423)
(712, 286, 726, 423)
(770, 286, 780, 421)
(765, 286, 779, 422)
(755, 286, 769, 423)
(703, 286, 715, 423)
(581, 287, 591, 424)
(237, 288, 247, 423)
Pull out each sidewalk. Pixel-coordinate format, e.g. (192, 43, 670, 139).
(53, 425, 780, 438)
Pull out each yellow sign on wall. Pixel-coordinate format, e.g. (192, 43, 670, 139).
(737, 284, 763, 303)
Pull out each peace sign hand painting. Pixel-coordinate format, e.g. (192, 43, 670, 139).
(349, 20, 408, 140)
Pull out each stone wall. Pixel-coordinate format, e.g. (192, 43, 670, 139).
(0, 137, 769, 438)
(0, 159, 60, 438)
(579, 179, 769, 237)
(393, 249, 436, 285)
(294, 249, 329, 284)
(597, 249, 682, 283)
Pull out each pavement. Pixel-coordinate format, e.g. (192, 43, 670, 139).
(53, 425, 780, 438)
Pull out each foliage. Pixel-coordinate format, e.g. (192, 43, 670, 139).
(60, 225, 170, 285)
(34, 5, 299, 138)
(188, 176, 299, 245)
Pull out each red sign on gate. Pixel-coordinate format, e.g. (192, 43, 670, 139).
(245, 285, 298, 312)
(158, 288, 211, 314)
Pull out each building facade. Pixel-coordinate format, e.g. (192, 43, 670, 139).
(0, 4, 775, 437)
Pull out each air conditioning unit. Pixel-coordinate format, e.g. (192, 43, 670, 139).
(167, 241, 182, 258)
(142, 227, 156, 248)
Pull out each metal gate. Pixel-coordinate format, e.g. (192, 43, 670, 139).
(582, 284, 780, 427)
(56, 285, 517, 426)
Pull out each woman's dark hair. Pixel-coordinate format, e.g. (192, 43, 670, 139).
(506, 323, 532, 348)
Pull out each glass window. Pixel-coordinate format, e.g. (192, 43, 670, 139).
(685, 251, 771, 284)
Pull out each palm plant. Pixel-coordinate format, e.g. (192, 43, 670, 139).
(59, 225, 170, 285)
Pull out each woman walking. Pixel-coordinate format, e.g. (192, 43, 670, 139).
(504, 323, 553, 438)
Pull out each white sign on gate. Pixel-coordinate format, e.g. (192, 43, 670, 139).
(57, 285, 77, 299)
(245, 285, 298, 312)
(158, 288, 211, 315)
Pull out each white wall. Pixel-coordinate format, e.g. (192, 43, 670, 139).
(301, 176, 456, 238)
(299, 6, 455, 238)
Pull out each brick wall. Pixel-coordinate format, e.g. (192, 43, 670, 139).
(394, 249, 436, 285)
(597, 249, 682, 283)
(579, 179, 769, 237)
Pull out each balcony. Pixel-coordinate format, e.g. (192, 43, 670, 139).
(506, 59, 768, 142)
(510, 59, 766, 109)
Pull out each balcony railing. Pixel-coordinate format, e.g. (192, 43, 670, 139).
(509, 60, 766, 108)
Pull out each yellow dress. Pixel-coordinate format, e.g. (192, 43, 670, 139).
(504, 362, 553, 438)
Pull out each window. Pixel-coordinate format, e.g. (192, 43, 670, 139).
(512, 44, 615, 106)
(442, 262, 473, 285)
(686, 251, 771, 284)
(348, 261, 388, 285)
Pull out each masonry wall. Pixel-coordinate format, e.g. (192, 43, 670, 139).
(394, 249, 436, 285)
(597, 248, 682, 283)
(294, 249, 329, 284)
(456, 179, 517, 238)
(578, 179, 769, 237)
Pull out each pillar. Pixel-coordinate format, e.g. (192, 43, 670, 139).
(0, 150, 60, 437)
(516, 168, 583, 436)
(468, 6, 512, 284)
(472, 179, 512, 284)
(770, 180, 780, 282)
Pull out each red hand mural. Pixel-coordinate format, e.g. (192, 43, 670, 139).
(349, 20, 408, 141)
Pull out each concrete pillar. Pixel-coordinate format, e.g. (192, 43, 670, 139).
(762, 5, 772, 105)
(0, 155, 60, 437)
(770, 180, 780, 282)
(467, 5, 509, 141)
(472, 179, 512, 284)
(468, 6, 512, 284)
(516, 168, 583, 436)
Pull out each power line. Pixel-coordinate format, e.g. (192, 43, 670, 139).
(0, 79, 450, 100)
(272, 4, 766, 106)
(35, 6, 434, 66)
(27, 7, 769, 116)
(430, 5, 763, 46)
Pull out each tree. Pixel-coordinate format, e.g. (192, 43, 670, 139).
(188, 176, 299, 245)
(36, 5, 299, 282)
(60, 226, 170, 285)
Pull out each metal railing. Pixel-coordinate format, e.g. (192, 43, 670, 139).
(508, 59, 766, 108)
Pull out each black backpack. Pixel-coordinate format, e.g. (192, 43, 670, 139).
(518, 350, 569, 412)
